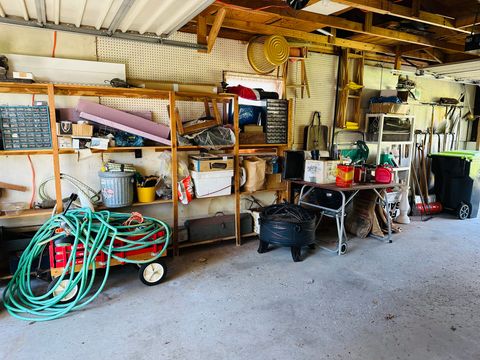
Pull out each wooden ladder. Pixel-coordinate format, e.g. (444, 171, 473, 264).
(281, 47, 310, 99)
(336, 49, 364, 130)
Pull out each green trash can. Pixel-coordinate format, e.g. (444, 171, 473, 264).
(429, 150, 480, 219)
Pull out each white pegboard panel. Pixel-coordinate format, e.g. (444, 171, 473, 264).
(286, 53, 338, 149)
(96, 33, 251, 83)
(96, 33, 252, 124)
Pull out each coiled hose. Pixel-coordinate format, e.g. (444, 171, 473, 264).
(3, 209, 170, 322)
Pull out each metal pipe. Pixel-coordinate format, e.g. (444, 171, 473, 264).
(0, 17, 207, 51)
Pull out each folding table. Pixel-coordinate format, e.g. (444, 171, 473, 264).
(289, 181, 399, 255)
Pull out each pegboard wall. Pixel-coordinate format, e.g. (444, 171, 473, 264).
(96, 33, 252, 124)
(286, 52, 339, 149)
(97, 32, 251, 82)
(96, 34, 341, 144)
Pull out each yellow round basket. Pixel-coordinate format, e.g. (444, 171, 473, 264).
(247, 35, 290, 74)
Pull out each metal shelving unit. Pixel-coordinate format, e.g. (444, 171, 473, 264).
(365, 113, 415, 187)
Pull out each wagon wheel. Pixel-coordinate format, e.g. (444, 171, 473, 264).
(139, 260, 167, 286)
(457, 203, 471, 220)
(48, 277, 79, 303)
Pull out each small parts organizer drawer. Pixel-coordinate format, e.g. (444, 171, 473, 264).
(0, 106, 52, 150)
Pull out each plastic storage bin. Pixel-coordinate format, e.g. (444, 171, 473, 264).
(99, 171, 135, 208)
(190, 170, 233, 198)
(430, 151, 480, 219)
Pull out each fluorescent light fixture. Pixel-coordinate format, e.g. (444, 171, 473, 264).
(305, 0, 349, 15)
(316, 28, 333, 36)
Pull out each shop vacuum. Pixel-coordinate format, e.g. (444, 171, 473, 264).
(257, 204, 316, 262)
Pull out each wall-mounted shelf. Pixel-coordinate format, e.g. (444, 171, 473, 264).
(0, 81, 292, 255)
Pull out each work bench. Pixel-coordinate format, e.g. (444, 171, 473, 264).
(289, 181, 399, 255)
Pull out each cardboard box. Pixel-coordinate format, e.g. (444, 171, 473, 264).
(266, 173, 286, 190)
(244, 125, 263, 133)
(303, 160, 340, 184)
(239, 132, 266, 144)
(72, 123, 93, 138)
(189, 153, 234, 172)
(57, 136, 72, 149)
(369, 103, 410, 114)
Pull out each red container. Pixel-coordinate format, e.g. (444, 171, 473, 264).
(416, 202, 443, 214)
(49, 230, 166, 270)
(375, 165, 393, 184)
(354, 165, 366, 183)
(336, 164, 354, 188)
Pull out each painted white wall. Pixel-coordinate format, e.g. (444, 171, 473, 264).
(0, 25, 477, 228)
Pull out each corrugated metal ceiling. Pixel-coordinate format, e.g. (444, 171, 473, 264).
(425, 59, 480, 82)
(0, 0, 214, 36)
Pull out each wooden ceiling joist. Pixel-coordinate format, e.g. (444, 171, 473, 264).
(208, 17, 394, 54)
(211, 3, 468, 54)
(423, 48, 446, 63)
(333, 0, 469, 33)
(456, 14, 480, 29)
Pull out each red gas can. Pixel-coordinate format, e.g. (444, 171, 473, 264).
(375, 165, 393, 184)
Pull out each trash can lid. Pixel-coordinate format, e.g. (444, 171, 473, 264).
(430, 150, 480, 161)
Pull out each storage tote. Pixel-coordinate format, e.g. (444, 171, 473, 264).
(190, 170, 233, 198)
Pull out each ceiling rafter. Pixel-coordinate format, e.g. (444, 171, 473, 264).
(332, 0, 469, 33)
(210, 3, 468, 54)
(206, 15, 394, 54)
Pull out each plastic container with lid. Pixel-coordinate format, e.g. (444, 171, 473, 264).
(190, 170, 233, 198)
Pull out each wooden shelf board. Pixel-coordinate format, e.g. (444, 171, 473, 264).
(0, 82, 49, 95)
(179, 232, 257, 248)
(131, 199, 172, 206)
(241, 187, 286, 195)
(0, 208, 53, 220)
(0, 149, 53, 156)
(239, 144, 287, 148)
(175, 92, 236, 102)
(53, 84, 170, 99)
(177, 145, 234, 151)
(0, 199, 173, 220)
(59, 146, 171, 154)
(97, 199, 173, 210)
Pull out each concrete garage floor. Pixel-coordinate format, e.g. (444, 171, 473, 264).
(1, 215, 480, 360)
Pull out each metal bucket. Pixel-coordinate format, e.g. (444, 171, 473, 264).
(98, 171, 135, 208)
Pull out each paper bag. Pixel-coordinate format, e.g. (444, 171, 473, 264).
(243, 156, 266, 192)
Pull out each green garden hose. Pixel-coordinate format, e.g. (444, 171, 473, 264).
(3, 209, 170, 322)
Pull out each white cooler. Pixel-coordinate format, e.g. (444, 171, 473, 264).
(190, 170, 234, 198)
